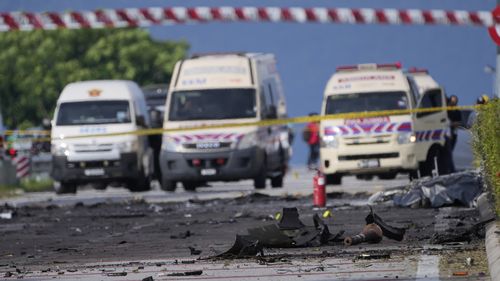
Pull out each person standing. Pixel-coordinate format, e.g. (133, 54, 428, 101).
(445, 95, 461, 173)
(303, 113, 320, 170)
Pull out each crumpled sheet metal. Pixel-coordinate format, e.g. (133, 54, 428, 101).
(218, 208, 344, 258)
(393, 170, 482, 208)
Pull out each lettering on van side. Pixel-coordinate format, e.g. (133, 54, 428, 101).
(181, 78, 207, 86)
(183, 66, 247, 75)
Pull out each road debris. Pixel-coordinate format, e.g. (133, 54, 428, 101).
(452, 271, 469, 276)
(106, 272, 127, 276)
(217, 207, 344, 258)
(189, 246, 202, 255)
(170, 230, 192, 239)
(142, 277, 154, 281)
(344, 223, 383, 246)
(366, 207, 406, 241)
(393, 171, 482, 208)
(0, 211, 14, 219)
(355, 252, 391, 260)
(166, 270, 203, 276)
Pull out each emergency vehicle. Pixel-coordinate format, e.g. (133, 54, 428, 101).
(51, 80, 154, 194)
(320, 63, 449, 184)
(160, 53, 291, 191)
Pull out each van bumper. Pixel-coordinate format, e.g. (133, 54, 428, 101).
(160, 147, 265, 182)
(320, 145, 418, 175)
(51, 153, 140, 183)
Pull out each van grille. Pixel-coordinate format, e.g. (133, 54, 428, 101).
(338, 153, 399, 161)
(182, 142, 232, 150)
(73, 143, 113, 153)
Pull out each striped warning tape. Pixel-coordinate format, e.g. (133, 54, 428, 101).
(0, 7, 495, 32)
(8, 105, 478, 143)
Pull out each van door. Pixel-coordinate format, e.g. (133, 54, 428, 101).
(413, 88, 448, 162)
(262, 80, 281, 170)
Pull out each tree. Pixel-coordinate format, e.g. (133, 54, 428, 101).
(0, 28, 189, 129)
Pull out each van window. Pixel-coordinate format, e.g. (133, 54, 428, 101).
(169, 89, 256, 121)
(56, 100, 131, 125)
(325, 91, 408, 115)
(419, 90, 443, 108)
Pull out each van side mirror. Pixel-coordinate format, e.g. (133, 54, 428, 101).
(266, 106, 278, 119)
(136, 115, 147, 127)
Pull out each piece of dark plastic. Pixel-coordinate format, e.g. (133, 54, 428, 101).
(278, 207, 305, 230)
(365, 207, 405, 241)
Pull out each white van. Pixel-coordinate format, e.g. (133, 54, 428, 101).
(51, 80, 154, 194)
(160, 53, 291, 191)
(407, 68, 440, 94)
(320, 63, 449, 184)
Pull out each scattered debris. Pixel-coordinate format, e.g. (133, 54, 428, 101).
(181, 260, 196, 264)
(430, 218, 494, 244)
(166, 270, 203, 276)
(452, 271, 469, 276)
(99, 213, 146, 219)
(366, 207, 406, 241)
(142, 277, 154, 281)
(170, 230, 192, 239)
(393, 171, 482, 208)
(466, 257, 473, 266)
(4, 271, 13, 277)
(106, 272, 127, 276)
(0, 211, 14, 219)
(217, 235, 264, 258)
(189, 246, 202, 255)
(217, 207, 344, 258)
(355, 252, 391, 260)
(344, 223, 383, 246)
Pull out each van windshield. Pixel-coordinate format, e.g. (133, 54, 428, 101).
(325, 91, 409, 115)
(56, 100, 131, 125)
(169, 89, 256, 121)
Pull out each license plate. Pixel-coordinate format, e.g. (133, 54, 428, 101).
(358, 159, 380, 168)
(200, 168, 216, 176)
(84, 168, 105, 176)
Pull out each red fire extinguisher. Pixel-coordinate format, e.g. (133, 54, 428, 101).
(313, 169, 326, 207)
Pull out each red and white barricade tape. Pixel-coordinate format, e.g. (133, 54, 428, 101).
(12, 155, 30, 178)
(0, 6, 495, 32)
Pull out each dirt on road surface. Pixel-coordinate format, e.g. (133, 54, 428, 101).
(0, 190, 490, 280)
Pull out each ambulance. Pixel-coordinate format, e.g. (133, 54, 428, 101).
(407, 68, 440, 94)
(319, 63, 449, 185)
(160, 53, 291, 191)
(51, 80, 154, 194)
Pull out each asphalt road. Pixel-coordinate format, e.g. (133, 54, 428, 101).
(0, 166, 490, 281)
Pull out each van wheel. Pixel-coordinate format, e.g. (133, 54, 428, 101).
(270, 174, 284, 188)
(54, 181, 77, 195)
(183, 182, 198, 192)
(326, 173, 342, 185)
(254, 164, 267, 189)
(378, 173, 397, 180)
(161, 177, 177, 192)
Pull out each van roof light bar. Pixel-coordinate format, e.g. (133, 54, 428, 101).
(336, 62, 401, 72)
(408, 67, 429, 74)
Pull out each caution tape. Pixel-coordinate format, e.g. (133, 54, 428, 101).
(3, 105, 479, 143)
(0, 7, 494, 32)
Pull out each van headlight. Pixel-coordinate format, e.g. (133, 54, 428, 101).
(117, 140, 138, 153)
(52, 142, 69, 156)
(236, 132, 258, 149)
(321, 135, 338, 148)
(162, 136, 183, 152)
(397, 132, 416, 144)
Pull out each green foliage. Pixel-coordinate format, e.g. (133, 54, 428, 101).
(0, 29, 189, 129)
(472, 99, 500, 215)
